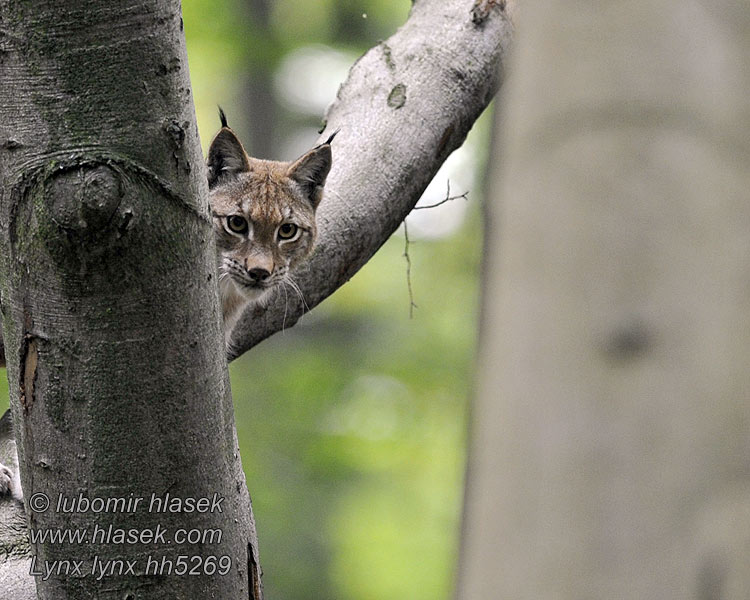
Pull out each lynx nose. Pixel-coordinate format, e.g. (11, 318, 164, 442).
(247, 267, 271, 283)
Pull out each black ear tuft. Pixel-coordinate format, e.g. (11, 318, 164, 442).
(218, 106, 228, 129)
(287, 143, 333, 210)
(207, 127, 250, 189)
(321, 128, 340, 147)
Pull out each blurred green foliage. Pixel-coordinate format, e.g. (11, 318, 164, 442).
(230, 200, 486, 598)
(0, 1, 490, 598)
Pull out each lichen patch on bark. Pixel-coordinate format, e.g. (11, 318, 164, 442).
(387, 83, 407, 108)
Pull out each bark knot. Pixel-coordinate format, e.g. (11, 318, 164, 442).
(47, 165, 122, 233)
(3, 139, 22, 150)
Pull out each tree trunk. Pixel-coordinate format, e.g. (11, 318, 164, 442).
(458, 1, 750, 598)
(0, 1, 260, 598)
(242, 0, 281, 160)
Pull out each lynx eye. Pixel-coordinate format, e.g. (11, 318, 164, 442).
(278, 223, 299, 241)
(226, 215, 248, 234)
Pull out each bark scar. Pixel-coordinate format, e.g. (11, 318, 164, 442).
(248, 541, 264, 600)
(19, 335, 38, 415)
(19, 307, 38, 414)
(436, 125, 455, 158)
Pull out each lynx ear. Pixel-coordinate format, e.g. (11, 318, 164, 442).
(207, 124, 251, 189)
(287, 142, 333, 209)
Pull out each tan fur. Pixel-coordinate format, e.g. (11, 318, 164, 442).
(207, 121, 334, 349)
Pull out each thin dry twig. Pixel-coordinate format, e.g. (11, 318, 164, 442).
(403, 220, 418, 319)
(403, 180, 470, 318)
(412, 180, 469, 210)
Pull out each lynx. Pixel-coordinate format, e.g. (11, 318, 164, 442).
(208, 109, 335, 347)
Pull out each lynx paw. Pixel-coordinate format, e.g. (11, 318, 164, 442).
(0, 462, 22, 502)
(0, 463, 14, 495)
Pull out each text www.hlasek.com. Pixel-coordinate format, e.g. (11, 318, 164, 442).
(30, 522, 222, 545)
(27, 491, 232, 579)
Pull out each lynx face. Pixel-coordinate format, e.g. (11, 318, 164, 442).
(206, 114, 335, 346)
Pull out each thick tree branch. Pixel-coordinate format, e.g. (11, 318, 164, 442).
(227, 0, 513, 360)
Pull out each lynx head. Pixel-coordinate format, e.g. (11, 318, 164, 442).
(207, 110, 335, 338)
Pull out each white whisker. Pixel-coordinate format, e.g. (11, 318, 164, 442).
(285, 275, 310, 314)
(280, 280, 289, 332)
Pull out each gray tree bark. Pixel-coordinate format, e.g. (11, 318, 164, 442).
(0, 1, 260, 598)
(228, 0, 514, 358)
(0, 0, 514, 597)
(457, 1, 750, 598)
